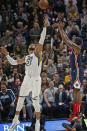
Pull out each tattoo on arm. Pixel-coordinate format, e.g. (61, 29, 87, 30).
(62, 32, 73, 47)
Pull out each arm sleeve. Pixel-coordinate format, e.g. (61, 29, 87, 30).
(39, 27, 46, 45)
(6, 55, 18, 65)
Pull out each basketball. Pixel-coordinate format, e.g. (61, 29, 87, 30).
(38, 0, 49, 10)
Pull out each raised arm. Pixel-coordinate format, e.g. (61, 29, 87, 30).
(0, 47, 25, 65)
(53, 22, 81, 55)
(35, 14, 48, 56)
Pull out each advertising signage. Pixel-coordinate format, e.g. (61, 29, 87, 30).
(0, 120, 71, 131)
(0, 122, 31, 131)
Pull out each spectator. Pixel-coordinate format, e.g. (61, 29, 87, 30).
(64, 74, 72, 90)
(64, 0, 77, 7)
(53, 33, 62, 63)
(81, 16, 87, 50)
(68, 24, 81, 40)
(41, 71, 50, 81)
(14, 32, 26, 56)
(67, 5, 79, 25)
(29, 22, 40, 42)
(8, 66, 23, 85)
(12, 13, 28, 35)
(0, 30, 13, 53)
(12, 78, 21, 102)
(61, 48, 69, 67)
(53, 72, 61, 88)
(0, 15, 12, 34)
(18, 7, 28, 21)
(57, 57, 66, 81)
(0, 74, 11, 89)
(81, 79, 87, 115)
(40, 77, 49, 111)
(0, 84, 15, 121)
(82, 83, 87, 115)
(65, 20, 73, 34)
(41, 76, 49, 88)
(42, 64, 48, 74)
(0, 67, 4, 82)
(80, 8, 87, 28)
(64, 64, 71, 76)
(81, 0, 87, 9)
(43, 80, 57, 118)
(44, 43, 51, 54)
(65, 89, 72, 114)
(47, 58, 57, 79)
(14, 32, 26, 45)
(66, 2, 78, 18)
(53, 0, 66, 13)
(82, 79, 87, 96)
(84, 69, 87, 79)
(55, 84, 69, 117)
(42, 51, 50, 65)
(24, 91, 33, 121)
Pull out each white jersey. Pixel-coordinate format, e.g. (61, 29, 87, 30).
(25, 53, 42, 77)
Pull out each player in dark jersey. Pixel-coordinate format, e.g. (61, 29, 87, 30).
(53, 22, 84, 122)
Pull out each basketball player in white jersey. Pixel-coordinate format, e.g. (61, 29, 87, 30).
(0, 15, 48, 131)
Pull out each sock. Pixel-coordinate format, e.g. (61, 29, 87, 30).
(73, 102, 77, 115)
(13, 114, 19, 122)
(77, 103, 80, 113)
(23, 114, 26, 118)
(73, 102, 81, 115)
(35, 119, 40, 131)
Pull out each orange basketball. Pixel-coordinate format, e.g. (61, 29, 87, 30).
(38, 0, 49, 10)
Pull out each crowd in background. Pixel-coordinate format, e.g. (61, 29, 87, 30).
(0, 0, 87, 123)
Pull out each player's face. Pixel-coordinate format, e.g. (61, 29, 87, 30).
(28, 44, 35, 54)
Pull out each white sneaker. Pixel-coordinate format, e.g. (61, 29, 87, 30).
(9, 120, 20, 131)
(35, 119, 40, 131)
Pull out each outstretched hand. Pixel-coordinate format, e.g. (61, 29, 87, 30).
(52, 23, 58, 28)
(58, 21, 63, 30)
(52, 21, 63, 29)
(57, 22, 69, 42)
(44, 14, 48, 27)
(52, 22, 69, 42)
(0, 47, 9, 56)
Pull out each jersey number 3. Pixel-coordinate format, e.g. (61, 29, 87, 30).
(26, 56, 33, 66)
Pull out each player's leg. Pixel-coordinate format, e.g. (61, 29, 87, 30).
(62, 123, 76, 131)
(9, 76, 31, 130)
(73, 88, 81, 114)
(33, 96, 40, 131)
(32, 77, 41, 131)
(68, 88, 82, 122)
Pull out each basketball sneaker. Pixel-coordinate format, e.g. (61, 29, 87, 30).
(67, 113, 83, 122)
(9, 119, 20, 131)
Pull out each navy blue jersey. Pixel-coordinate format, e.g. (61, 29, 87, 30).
(0, 89, 15, 107)
(70, 50, 84, 85)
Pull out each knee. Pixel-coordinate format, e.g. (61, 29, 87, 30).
(73, 89, 81, 102)
(33, 101, 40, 112)
(18, 97, 25, 104)
(16, 97, 25, 111)
(36, 112, 40, 120)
